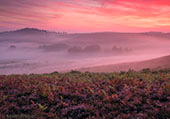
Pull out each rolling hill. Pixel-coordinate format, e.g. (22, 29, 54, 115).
(79, 55, 170, 72)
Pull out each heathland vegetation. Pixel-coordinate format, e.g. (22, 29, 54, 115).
(0, 69, 169, 119)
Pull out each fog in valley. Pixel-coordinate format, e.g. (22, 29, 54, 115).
(0, 28, 170, 74)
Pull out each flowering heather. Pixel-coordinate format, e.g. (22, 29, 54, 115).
(0, 69, 170, 119)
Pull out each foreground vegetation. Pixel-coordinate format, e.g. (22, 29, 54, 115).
(0, 69, 170, 119)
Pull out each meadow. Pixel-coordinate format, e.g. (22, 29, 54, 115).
(0, 69, 170, 119)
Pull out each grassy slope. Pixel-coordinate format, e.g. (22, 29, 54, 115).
(79, 55, 170, 72)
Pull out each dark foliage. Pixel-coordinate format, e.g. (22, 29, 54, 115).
(0, 69, 170, 119)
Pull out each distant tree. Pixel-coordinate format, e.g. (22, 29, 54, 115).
(112, 46, 123, 53)
(9, 45, 16, 49)
(68, 46, 83, 53)
(83, 45, 101, 52)
(112, 46, 132, 54)
(39, 43, 69, 52)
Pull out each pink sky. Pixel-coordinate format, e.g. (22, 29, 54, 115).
(0, 0, 170, 32)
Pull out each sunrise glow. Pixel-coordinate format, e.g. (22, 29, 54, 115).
(0, 0, 170, 32)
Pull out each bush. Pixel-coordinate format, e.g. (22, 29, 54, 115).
(67, 46, 83, 53)
(83, 45, 101, 52)
(0, 70, 170, 118)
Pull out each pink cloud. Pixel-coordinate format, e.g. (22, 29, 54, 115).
(0, 0, 170, 32)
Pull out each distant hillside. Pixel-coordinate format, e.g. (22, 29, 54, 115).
(66, 32, 170, 50)
(0, 28, 67, 35)
(0, 28, 170, 50)
(1, 28, 170, 38)
(0, 28, 169, 44)
(79, 55, 170, 72)
(0, 28, 68, 43)
(12, 28, 48, 35)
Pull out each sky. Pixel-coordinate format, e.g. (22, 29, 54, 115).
(0, 0, 170, 32)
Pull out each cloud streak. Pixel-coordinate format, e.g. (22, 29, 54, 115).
(0, 0, 170, 32)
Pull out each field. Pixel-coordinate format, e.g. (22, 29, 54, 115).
(79, 55, 170, 73)
(0, 69, 170, 119)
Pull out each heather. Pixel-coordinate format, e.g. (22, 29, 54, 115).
(0, 69, 170, 119)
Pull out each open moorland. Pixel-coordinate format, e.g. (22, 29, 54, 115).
(0, 69, 170, 119)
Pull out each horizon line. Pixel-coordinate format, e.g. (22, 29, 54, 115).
(0, 27, 170, 34)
